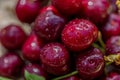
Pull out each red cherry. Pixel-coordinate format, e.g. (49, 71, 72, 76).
(52, 0, 82, 16)
(0, 53, 23, 78)
(40, 43, 70, 75)
(62, 19, 98, 52)
(0, 24, 27, 50)
(101, 13, 120, 41)
(16, 0, 42, 23)
(81, 0, 110, 25)
(106, 36, 120, 55)
(22, 33, 44, 62)
(76, 47, 105, 80)
(34, 6, 66, 42)
(23, 63, 48, 79)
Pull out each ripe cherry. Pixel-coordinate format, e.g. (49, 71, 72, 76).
(16, 0, 42, 23)
(0, 24, 27, 50)
(76, 47, 104, 80)
(40, 43, 70, 75)
(62, 19, 98, 52)
(0, 53, 23, 78)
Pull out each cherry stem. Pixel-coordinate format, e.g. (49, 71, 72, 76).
(92, 43, 105, 53)
(98, 31, 105, 49)
(52, 71, 78, 80)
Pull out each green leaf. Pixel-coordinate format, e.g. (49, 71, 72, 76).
(0, 76, 12, 80)
(25, 70, 45, 80)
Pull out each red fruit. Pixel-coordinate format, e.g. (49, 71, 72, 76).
(63, 75, 81, 80)
(76, 47, 104, 80)
(81, 0, 110, 25)
(104, 72, 120, 80)
(16, 0, 42, 23)
(34, 6, 66, 42)
(22, 34, 44, 62)
(62, 19, 98, 52)
(101, 13, 120, 41)
(0, 53, 23, 78)
(40, 43, 69, 75)
(52, 0, 82, 16)
(23, 63, 48, 79)
(106, 36, 120, 55)
(0, 24, 27, 50)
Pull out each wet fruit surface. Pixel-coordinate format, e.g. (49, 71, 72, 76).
(62, 19, 98, 52)
(34, 6, 66, 42)
(76, 47, 104, 80)
(22, 33, 44, 62)
(40, 43, 70, 75)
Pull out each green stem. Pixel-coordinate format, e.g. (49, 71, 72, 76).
(52, 71, 78, 80)
(98, 31, 105, 49)
(92, 43, 105, 53)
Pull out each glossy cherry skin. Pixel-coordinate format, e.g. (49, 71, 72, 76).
(101, 13, 120, 41)
(81, 0, 110, 25)
(16, 0, 42, 23)
(23, 63, 48, 79)
(62, 19, 98, 52)
(34, 6, 66, 42)
(104, 72, 120, 80)
(62, 75, 81, 80)
(40, 43, 70, 75)
(22, 33, 44, 62)
(0, 53, 23, 78)
(76, 47, 105, 80)
(0, 24, 27, 50)
(106, 36, 120, 55)
(52, 0, 82, 16)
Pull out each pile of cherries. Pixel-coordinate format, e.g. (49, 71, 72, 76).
(0, 0, 120, 80)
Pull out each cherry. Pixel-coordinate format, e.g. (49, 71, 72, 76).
(23, 63, 48, 79)
(52, 0, 82, 16)
(62, 19, 98, 52)
(34, 6, 66, 42)
(76, 47, 104, 80)
(22, 33, 44, 62)
(40, 43, 70, 75)
(16, 0, 42, 23)
(0, 24, 27, 50)
(81, 0, 110, 25)
(62, 75, 81, 80)
(106, 36, 120, 55)
(104, 72, 120, 80)
(0, 53, 23, 78)
(101, 13, 120, 41)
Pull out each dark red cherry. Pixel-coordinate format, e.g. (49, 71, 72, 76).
(101, 13, 120, 41)
(40, 43, 69, 75)
(34, 6, 66, 42)
(52, 0, 82, 16)
(76, 47, 104, 80)
(22, 33, 44, 62)
(0, 53, 23, 78)
(81, 0, 110, 25)
(106, 36, 120, 55)
(23, 63, 48, 79)
(104, 72, 120, 80)
(62, 19, 98, 52)
(16, 0, 42, 23)
(0, 24, 27, 50)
